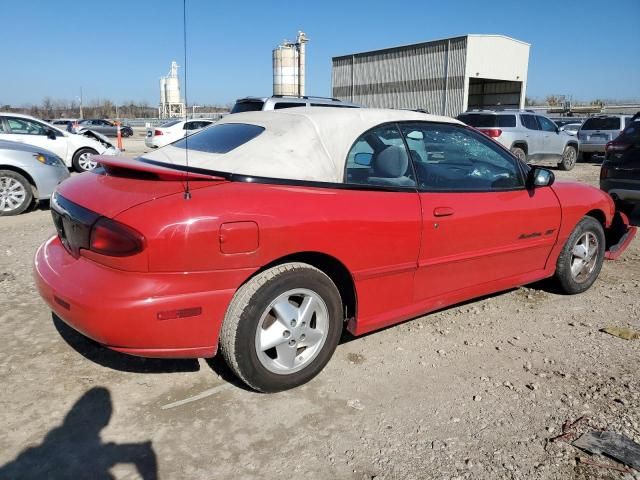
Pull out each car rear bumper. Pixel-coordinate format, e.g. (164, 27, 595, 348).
(580, 143, 606, 153)
(604, 211, 637, 260)
(34, 235, 250, 358)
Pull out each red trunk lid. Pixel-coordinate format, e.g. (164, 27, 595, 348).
(57, 156, 226, 218)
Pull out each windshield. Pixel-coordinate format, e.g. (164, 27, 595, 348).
(457, 114, 515, 128)
(231, 100, 265, 114)
(171, 123, 264, 154)
(582, 117, 621, 130)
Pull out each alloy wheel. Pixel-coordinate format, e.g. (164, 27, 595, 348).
(570, 231, 599, 283)
(78, 152, 98, 171)
(0, 176, 27, 213)
(254, 288, 329, 374)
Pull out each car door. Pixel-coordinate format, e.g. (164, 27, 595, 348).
(398, 122, 561, 302)
(519, 114, 544, 159)
(537, 116, 564, 160)
(342, 123, 422, 329)
(1, 116, 68, 160)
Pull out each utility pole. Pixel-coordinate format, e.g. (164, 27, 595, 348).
(79, 87, 84, 120)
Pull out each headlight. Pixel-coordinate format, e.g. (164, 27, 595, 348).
(34, 153, 64, 167)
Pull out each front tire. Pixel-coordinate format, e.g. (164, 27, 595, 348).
(558, 145, 577, 171)
(511, 147, 527, 162)
(554, 217, 605, 294)
(72, 148, 98, 172)
(0, 170, 33, 216)
(219, 262, 343, 392)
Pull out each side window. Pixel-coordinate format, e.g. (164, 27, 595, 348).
(183, 122, 196, 130)
(0, 119, 6, 133)
(537, 116, 557, 132)
(273, 102, 306, 110)
(344, 124, 416, 188)
(7, 117, 48, 135)
(520, 114, 539, 130)
(399, 123, 524, 191)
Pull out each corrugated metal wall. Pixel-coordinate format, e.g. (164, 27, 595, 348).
(332, 37, 467, 117)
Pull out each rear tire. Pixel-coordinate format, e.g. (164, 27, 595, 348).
(554, 217, 605, 294)
(219, 262, 343, 392)
(558, 145, 577, 171)
(72, 148, 98, 172)
(0, 170, 33, 216)
(511, 146, 527, 162)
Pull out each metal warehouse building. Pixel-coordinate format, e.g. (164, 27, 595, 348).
(332, 34, 530, 117)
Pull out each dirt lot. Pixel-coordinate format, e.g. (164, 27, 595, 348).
(1, 139, 639, 479)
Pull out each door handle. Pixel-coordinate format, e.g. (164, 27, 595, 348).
(433, 207, 455, 217)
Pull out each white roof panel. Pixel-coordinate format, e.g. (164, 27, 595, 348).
(142, 107, 461, 183)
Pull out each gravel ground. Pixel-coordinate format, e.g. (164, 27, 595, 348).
(0, 143, 639, 479)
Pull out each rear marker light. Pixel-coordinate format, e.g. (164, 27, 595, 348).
(480, 128, 502, 138)
(89, 217, 145, 257)
(54, 296, 71, 310)
(157, 307, 202, 321)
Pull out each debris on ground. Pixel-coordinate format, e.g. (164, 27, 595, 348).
(600, 326, 640, 340)
(573, 430, 640, 472)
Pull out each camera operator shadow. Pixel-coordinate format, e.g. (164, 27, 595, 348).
(0, 387, 158, 480)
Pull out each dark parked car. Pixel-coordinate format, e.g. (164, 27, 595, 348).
(77, 119, 133, 137)
(600, 118, 640, 214)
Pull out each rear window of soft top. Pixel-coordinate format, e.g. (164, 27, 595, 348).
(172, 123, 264, 154)
(457, 113, 516, 128)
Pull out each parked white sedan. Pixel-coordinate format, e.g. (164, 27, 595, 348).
(145, 119, 215, 148)
(0, 113, 119, 172)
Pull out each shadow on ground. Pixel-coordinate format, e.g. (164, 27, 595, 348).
(53, 314, 199, 374)
(0, 387, 158, 479)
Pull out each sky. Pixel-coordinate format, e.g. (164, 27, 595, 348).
(2, 0, 639, 107)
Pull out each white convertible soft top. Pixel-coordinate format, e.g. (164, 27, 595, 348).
(142, 108, 462, 183)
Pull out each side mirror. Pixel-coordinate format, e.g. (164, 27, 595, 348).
(46, 129, 57, 140)
(354, 152, 373, 166)
(527, 167, 555, 188)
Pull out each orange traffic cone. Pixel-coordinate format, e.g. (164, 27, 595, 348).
(116, 121, 124, 151)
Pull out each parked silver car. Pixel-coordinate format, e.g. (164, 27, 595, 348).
(457, 109, 580, 170)
(578, 115, 632, 160)
(0, 140, 70, 215)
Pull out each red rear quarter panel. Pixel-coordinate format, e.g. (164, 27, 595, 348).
(114, 181, 423, 329)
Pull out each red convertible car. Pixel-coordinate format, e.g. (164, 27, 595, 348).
(34, 108, 636, 392)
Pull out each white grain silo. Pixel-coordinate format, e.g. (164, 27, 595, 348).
(272, 31, 309, 96)
(164, 61, 181, 104)
(159, 77, 166, 104)
(158, 60, 185, 119)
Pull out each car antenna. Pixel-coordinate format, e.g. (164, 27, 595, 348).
(182, 0, 191, 200)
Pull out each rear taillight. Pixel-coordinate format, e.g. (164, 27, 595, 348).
(89, 217, 145, 257)
(480, 128, 502, 138)
(600, 166, 608, 179)
(154, 129, 163, 136)
(605, 141, 613, 153)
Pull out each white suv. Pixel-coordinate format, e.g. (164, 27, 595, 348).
(230, 95, 360, 113)
(457, 110, 580, 170)
(0, 113, 119, 172)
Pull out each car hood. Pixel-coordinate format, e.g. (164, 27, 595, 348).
(0, 139, 55, 155)
(67, 130, 116, 152)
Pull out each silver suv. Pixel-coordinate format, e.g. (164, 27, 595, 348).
(578, 115, 632, 160)
(457, 109, 580, 170)
(230, 95, 360, 113)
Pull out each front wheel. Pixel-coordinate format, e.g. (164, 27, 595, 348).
(554, 217, 605, 294)
(219, 263, 343, 392)
(511, 147, 527, 162)
(0, 170, 33, 216)
(558, 145, 577, 171)
(72, 148, 99, 172)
